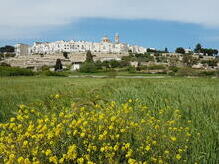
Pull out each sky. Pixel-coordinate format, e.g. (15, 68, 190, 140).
(1, 0, 219, 51)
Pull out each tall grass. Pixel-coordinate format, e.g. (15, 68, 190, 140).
(0, 76, 218, 162)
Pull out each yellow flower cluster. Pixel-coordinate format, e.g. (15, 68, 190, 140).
(0, 99, 194, 163)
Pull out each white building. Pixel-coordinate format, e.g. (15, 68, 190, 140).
(16, 34, 147, 56)
(15, 44, 30, 56)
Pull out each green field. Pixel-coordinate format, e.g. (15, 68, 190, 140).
(0, 76, 218, 163)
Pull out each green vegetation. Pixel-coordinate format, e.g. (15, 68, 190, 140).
(194, 43, 218, 56)
(79, 63, 97, 73)
(54, 59, 63, 71)
(0, 66, 34, 76)
(175, 47, 185, 54)
(0, 76, 218, 163)
(1, 64, 218, 78)
(0, 45, 15, 53)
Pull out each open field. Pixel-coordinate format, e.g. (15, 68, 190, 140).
(0, 76, 218, 163)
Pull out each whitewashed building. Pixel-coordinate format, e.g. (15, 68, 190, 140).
(16, 34, 147, 56)
(15, 44, 30, 56)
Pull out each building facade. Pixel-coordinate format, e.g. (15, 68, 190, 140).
(15, 44, 30, 56)
(16, 34, 147, 56)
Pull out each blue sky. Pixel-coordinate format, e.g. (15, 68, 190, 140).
(1, 18, 219, 51)
(1, 0, 219, 51)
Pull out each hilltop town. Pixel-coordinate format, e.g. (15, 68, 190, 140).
(0, 34, 218, 76)
(0, 34, 147, 69)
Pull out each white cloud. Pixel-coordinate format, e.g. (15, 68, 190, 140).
(0, 0, 219, 39)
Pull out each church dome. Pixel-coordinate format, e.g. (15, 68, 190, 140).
(101, 36, 110, 43)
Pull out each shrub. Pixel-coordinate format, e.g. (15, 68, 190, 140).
(63, 52, 69, 59)
(0, 97, 197, 163)
(109, 60, 120, 68)
(169, 66, 179, 73)
(79, 63, 97, 73)
(127, 66, 136, 73)
(0, 66, 34, 76)
(54, 59, 63, 71)
(94, 60, 103, 70)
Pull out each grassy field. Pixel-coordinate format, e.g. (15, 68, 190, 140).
(0, 76, 218, 163)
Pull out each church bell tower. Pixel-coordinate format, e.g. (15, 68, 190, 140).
(115, 33, 120, 43)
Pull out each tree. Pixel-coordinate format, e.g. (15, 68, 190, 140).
(85, 50, 94, 63)
(54, 59, 63, 71)
(0, 45, 15, 53)
(63, 52, 69, 59)
(213, 49, 218, 55)
(165, 47, 169, 53)
(147, 48, 156, 53)
(128, 49, 133, 55)
(175, 47, 185, 54)
(194, 43, 202, 53)
(135, 53, 144, 58)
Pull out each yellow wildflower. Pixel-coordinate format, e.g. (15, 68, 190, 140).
(170, 137, 177, 141)
(176, 154, 181, 160)
(145, 145, 150, 151)
(45, 149, 52, 156)
(49, 156, 58, 164)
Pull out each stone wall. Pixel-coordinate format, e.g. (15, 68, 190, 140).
(1, 52, 129, 69)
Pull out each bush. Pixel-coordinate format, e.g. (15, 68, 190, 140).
(94, 60, 103, 70)
(109, 60, 120, 68)
(0, 66, 34, 76)
(63, 52, 69, 59)
(127, 66, 136, 73)
(79, 63, 97, 73)
(169, 66, 179, 73)
(0, 97, 196, 163)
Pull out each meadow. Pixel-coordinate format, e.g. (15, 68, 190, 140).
(0, 76, 218, 163)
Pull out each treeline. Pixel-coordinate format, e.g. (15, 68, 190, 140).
(0, 45, 15, 60)
(0, 45, 15, 53)
(175, 43, 218, 56)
